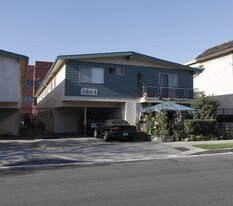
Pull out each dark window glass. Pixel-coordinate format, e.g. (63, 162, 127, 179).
(26, 80, 33, 88)
(23, 95, 33, 103)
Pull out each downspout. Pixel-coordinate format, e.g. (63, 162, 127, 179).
(231, 52, 233, 119)
(84, 107, 87, 136)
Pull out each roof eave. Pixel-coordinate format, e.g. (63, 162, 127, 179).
(197, 47, 233, 63)
(58, 51, 134, 61)
(132, 52, 200, 73)
(0, 49, 28, 61)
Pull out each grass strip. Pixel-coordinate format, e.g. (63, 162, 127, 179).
(194, 143, 233, 150)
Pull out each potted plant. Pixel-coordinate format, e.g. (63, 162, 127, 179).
(174, 130, 186, 141)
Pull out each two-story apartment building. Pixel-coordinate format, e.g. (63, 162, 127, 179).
(186, 40, 233, 125)
(0, 49, 28, 136)
(35, 51, 201, 135)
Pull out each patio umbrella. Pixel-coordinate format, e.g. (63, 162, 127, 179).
(140, 101, 196, 113)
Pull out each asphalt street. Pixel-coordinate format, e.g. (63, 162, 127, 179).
(1, 154, 233, 206)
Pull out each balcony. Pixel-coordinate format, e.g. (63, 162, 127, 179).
(141, 85, 194, 100)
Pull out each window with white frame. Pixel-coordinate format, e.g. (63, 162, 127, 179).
(108, 67, 124, 76)
(79, 66, 104, 84)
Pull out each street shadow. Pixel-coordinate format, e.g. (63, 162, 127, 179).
(0, 160, 114, 176)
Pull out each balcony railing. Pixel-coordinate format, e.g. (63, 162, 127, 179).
(142, 85, 194, 99)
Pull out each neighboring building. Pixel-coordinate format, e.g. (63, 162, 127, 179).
(22, 61, 53, 125)
(35, 51, 201, 135)
(0, 49, 28, 136)
(34, 61, 53, 116)
(186, 40, 233, 125)
(22, 65, 35, 124)
(34, 61, 53, 95)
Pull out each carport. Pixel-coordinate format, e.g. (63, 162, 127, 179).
(53, 101, 125, 135)
(83, 107, 122, 136)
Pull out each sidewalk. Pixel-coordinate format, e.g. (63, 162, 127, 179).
(164, 139, 233, 155)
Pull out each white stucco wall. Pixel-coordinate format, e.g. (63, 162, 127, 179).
(0, 56, 19, 102)
(188, 53, 233, 110)
(124, 100, 137, 125)
(37, 64, 66, 104)
(54, 108, 84, 133)
(56, 64, 66, 86)
(193, 54, 233, 96)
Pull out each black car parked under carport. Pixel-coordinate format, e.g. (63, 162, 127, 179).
(94, 119, 137, 141)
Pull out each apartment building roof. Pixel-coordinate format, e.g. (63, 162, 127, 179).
(197, 40, 233, 62)
(0, 49, 28, 61)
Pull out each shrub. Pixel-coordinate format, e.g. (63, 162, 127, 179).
(141, 112, 156, 136)
(222, 128, 233, 140)
(184, 119, 218, 136)
(187, 135, 217, 141)
(141, 109, 169, 138)
(191, 95, 220, 120)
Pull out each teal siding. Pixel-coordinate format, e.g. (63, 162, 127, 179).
(65, 61, 193, 98)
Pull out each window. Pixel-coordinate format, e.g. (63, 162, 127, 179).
(49, 109, 53, 119)
(26, 80, 33, 88)
(160, 73, 177, 87)
(37, 80, 43, 88)
(23, 95, 33, 103)
(108, 67, 124, 76)
(79, 66, 104, 84)
(159, 73, 178, 98)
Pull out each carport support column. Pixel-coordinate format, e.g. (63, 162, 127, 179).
(84, 107, 87, 136)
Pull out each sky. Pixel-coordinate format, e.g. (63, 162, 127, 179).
(1, 0, 233, 65)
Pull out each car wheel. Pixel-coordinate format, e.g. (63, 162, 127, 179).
(94, 129, 98, 138)
(104, 131, 110, 141)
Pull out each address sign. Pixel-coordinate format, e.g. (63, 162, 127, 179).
(81, 88, 98, 96)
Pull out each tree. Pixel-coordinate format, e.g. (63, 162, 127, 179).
(191, 95, 220, 120)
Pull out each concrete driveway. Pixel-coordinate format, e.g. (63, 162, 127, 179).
(0, 136, 211, 169)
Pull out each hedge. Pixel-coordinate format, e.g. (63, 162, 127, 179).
(184, 119, 218, 136)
